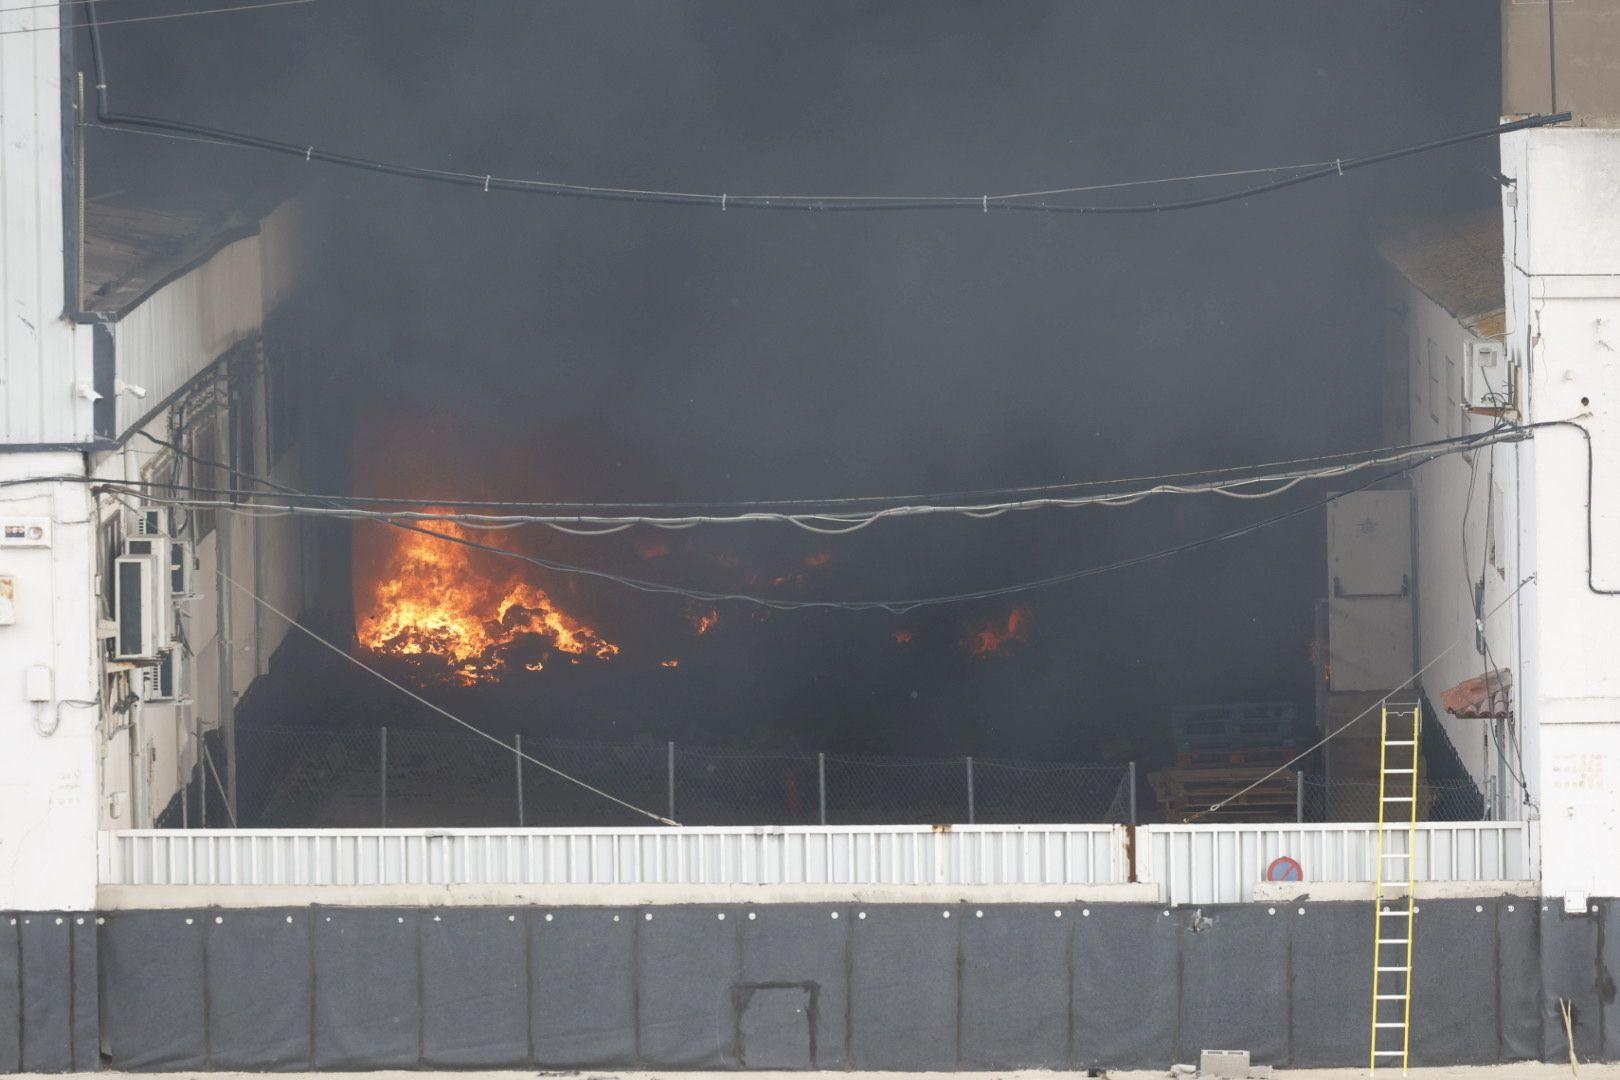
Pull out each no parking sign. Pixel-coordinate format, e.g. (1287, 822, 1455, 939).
(1266, 856, 1303, 882)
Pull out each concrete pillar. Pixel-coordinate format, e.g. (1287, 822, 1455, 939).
(1502, 126, 1620, 903)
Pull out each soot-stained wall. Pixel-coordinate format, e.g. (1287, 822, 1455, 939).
(3, 898, 1618, 1072)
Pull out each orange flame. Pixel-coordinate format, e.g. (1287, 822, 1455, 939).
(805, 551, 831, 567)
(964, 606, 1030, 658)
(660, 658, 680, 668)
(688, 606, 719, 635)
(355, 519, 619, 685)
(893, 629, 913, 644)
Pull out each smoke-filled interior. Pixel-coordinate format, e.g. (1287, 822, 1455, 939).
(87, 2, 1501, 825)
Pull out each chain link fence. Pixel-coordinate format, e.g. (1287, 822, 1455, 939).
(222, 724, 1136, 828)
(1300, 776, 1486, 823)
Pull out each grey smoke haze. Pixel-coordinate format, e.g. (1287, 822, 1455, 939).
(91, 2, 1498, 760)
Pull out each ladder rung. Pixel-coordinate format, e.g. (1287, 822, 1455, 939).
(1384, 740, 1415, 746)
(1376, 966, 1408, 972)
(1373, 1050, 1406, 1056)
(1378, 938, 1410, 945)
(1382, 796, 1413, 801)
(1376, 994, 1406, 1000)
(1385, 768, 1415, 774)
(1375, 1022, 1407, 1028)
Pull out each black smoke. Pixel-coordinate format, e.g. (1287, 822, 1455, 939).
(90, 2, 1499, 765)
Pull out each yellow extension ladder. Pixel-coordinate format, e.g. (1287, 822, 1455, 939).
(1369, 702, 1421, 1073)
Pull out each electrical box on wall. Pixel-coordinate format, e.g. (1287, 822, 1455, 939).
(0, 518, 51, 548)
(1466, 339, 1507, 405)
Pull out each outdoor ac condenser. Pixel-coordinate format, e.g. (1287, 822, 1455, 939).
(114, 554, 162, 660)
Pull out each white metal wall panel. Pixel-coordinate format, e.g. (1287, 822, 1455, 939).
(1143, 822, 1530, 905)
(1326, 490, 1415, 691)
(99, 825, 1126, 888)
(0, 4, 94, 444)
(113, 235, 263, 436)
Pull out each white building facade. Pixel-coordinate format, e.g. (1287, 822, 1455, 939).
(1, 0, 313, 911)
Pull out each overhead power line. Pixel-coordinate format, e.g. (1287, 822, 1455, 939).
(91, 431, 1508, 615)
(0, 0, 318, 36)
(114, 426, 1511, 512)
(73, 3, 1569, 214)
(115, 428, 1527, 536)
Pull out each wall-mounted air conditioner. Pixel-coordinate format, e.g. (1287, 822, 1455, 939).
(146, 648, 183, 701)
(169, 538, 191, 598)
(114, 554, 161, 659)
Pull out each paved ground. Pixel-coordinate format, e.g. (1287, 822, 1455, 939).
(18, 1067, 1620, 1079)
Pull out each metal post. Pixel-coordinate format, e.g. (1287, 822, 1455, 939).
(196, 712, 207, 828)
(1128, 761, 1137, 825)
(818, 753, 827, 825)
(667, 741, 676, 821)
(515, 732, 524, 827)
(965, 756, 975, 825)
(380, 725, 388, 828)
(1296, 769, 1305, 823)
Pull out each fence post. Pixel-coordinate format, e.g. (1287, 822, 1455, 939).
(818, 753, 827, 825)
(515, 732, 524, 827)
(965, 756, 975, 824)
(667, 741, 676, 821)
(1296, 769, 1304, 823)
(380, 725, 388, 828)
(1128, 761, 1137, 825)
(196, 713, 207, 828)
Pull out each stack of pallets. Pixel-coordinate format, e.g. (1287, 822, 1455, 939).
(1150, 766, 1298, 822)
(1152, 703, 1301, 822)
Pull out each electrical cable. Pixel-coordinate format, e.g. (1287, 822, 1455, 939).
(105, 429, 1523, 534)
(113, 426, 1518, 524)
(1186, 573, 1535, 823)
(107, 442, 1484, 614)
(73, 1, 1570, 215)
(0, 0, 318, 35)
(209, 564, 679, 826)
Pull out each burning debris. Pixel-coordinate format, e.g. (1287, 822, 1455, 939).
(354, 519, 620, 685)
(687, 606, 719, 635)
(964, 606, 1031, 659)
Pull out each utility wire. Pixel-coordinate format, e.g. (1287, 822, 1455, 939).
(107, 428, 1527, 536)
(205, 560, 680, 826)
(114, 426, 1513, 514)
(98, 441, 1480, 614)
(73, 2, 1569, 216)
(0, 0, 317, 35)
(1185, 573, 1535, 823)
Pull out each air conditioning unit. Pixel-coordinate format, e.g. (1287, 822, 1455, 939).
(132, 508, 165, 537)
(145, 648, 183, 701)
(169, 538, 191, 598)
(113, 554, 162, 659)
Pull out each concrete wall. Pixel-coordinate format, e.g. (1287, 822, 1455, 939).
(0, 458, 100, 913)
(1502, 126, 1620, 900)
(0, 896, 1609, 1073)
(1395, 276, 1523, 807)
(1503, 0, 1620, 122)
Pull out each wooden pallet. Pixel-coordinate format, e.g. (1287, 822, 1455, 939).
(1150, 766, 1298, 822)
